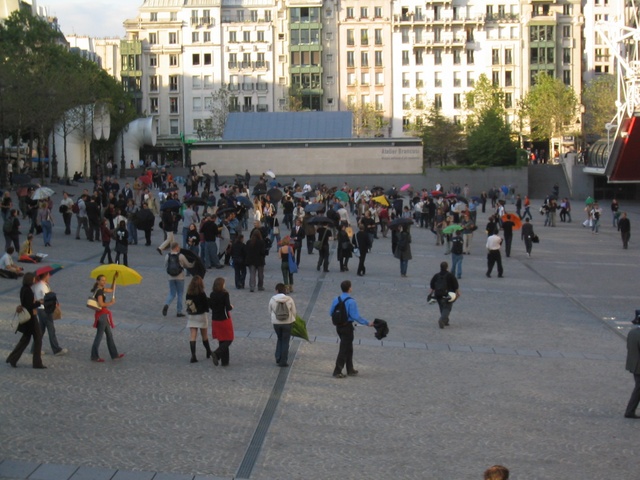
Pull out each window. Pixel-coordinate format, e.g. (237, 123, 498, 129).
(402, 72, 410, 88)
(403, 117, 410, 132)
(434, 6, 441, 20)
(170, 12, 177, 21)
(149, 75, 158, 92)
(361, 29, 369, 46)
(346, 7, 354, 19)
(416, 72, 424, 88)
(415, 49, 423, 65)
(326, 53, 333, 63)
(434, 27, 441, 42)
(563, 48, 570, 64)
(467, 72, 475, 87)
(169, 75, 178, 91)
(505, 93, 513, 109)
(149, 32, 157, 44)
(401, 28, 410, 44)
(453, 49, 461, 65)
(149, 54, 157, 67)
(170, 97, 179, 114)
(265, 10, 271, 22)
(243, 31, 251, 43)
(204, 97, 212, 109)
(257, 31, 265, 42)
(402, 94, 411, 110)
(563, 4, 573, 15)
(375, 29, 383, 45)
(498, 5, 505, 17)
(290, 30, 299, 45)
(203, 53, 211, 65)
(563, 70, 571, 86)
(375, 51, 383, 67)
(150, 12, 157, 22)
(414, 28, 422, 44)
(360, 7, 368, 18)
(563, 25, 571, 38)
(170, 119, 179, 135)
(375, 95, 383, 111)
(229, 31, 237, 43)
(434, 94, 442, 109)
(434, 71, 442, 88)
(466, 49, 474, 64)
(347, 95, 355, 107)
(347, 72, 356, 86)
(375, 7, 382, 18)
(347, 51, 355, 67)
(375, 72, 384, 85)
(416, 94, 424, 109)
(492, 48, 499, 65)
(453, 71, 461, 87)
(169, 32, 177, 44)
(150, 97, 159, 114)
(347, 29, 354, 46)
(505, 70, 513, 87)
(453, 93, 461, 109)
(505, 49, 512, 64)
(191, 11, 199, 24)
(242, 53, 251, 68)
(193, 54, 200, 66)
(256, 52, 266, 68)
(229, 53, 237, 68)
(193, 76, 201, 88)
(204, 75, 213, 88)
(169, 54, 178, 66)
(492, 71, 500, 86)
(192, 32, 199, 43)
(361, 51, 369, 67)
(434, 49, 442, 65)
(193, 97, 202, 111)
(250, 10, 258, 22)
(402, 50, 409, 65)
(361, 72, 370, 85)
(237, 10, 244, 22)
(203, 31, 211, 43)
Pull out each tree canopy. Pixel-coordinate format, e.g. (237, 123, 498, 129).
(413, 104, 465, 168)
(582, 74, 617, 140)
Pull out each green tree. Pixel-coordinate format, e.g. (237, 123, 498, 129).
(464, 74, 505, 128)
(522, 72, 578, 144)
(413, 104, 465, 168)
(349, 101, 387, 138)
(582, 74, 617, 140)
(466, 109, 517, 165)
(207, 85, 234, 139)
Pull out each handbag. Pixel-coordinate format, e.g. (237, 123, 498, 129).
(288, 247, 298, 274)
(52, 305, 62, 320)
(86, 291, 101, 311)
(16, 305, 32, 324)
(532, 234, 540, 243)
(353, 233, 361, 257)
(314, 229, 328, 251)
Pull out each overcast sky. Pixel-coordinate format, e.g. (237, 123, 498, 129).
(42, 0, 141, 38)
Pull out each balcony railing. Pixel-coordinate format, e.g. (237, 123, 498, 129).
(242, 105, 255, 112)
(228, 83, 240, 91)
(257, 105, 268, 112)
(256, 83, 268, 91)
(242, 83, 254, 91)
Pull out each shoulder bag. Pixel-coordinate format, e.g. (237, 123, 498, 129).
(86, 290, 101, 311)
(16, 305, 32, 324)
(288, 247, 298, 274)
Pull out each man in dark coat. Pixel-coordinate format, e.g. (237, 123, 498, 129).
(625, 317, 640, 419)
(135, 203, 155, 246)
(618, 212, 631, 249)
(429, 261, 460, 329)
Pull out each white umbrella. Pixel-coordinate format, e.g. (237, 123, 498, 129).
(32, 187, 55, 200)
(265, 170, 276, 178)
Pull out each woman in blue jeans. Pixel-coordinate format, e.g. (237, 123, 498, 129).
(37, 201, 53, 247)
(90, 274, 125, 362)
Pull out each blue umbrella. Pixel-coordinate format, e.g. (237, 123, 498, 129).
(236, 196, 253, 208)
(160, 199, 181, 210)
(305, 203, 325, 213)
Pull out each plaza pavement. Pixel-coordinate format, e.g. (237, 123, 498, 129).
(1, 177, 639, 480)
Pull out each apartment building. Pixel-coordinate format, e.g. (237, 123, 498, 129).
(583, 0, 618, 84)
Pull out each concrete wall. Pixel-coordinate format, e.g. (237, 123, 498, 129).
(190, 140, 423, 176)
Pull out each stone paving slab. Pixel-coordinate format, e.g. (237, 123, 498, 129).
(1, 178, 640, 479)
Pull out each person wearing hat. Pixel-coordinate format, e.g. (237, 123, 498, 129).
(429, 261, 460, 329)
(624, 315, 640, 419)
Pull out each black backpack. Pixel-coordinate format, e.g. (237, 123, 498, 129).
(331, 296, 351, 326)
(433, 273, 448, 298)
(166, 253, 183, 276)
(451, 236, 463, 255)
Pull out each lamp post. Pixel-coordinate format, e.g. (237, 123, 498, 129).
(118, 103, 126, 179)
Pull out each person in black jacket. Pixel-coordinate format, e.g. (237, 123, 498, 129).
(618, 212, 631, 249)
(290, 218, 305, 266)
(6, 272, 46, 368)
(231, 234, 247, 289)
(624, 318, 640, 419)
(429, 261, 461, 329)
(521, 218, 535, 257)
(209, 277, 234, 366)
(353, 223, 371, 276)
(245, 229, 266, 292)
(185, 275, 212, 363)
(316, 224, 332, 272)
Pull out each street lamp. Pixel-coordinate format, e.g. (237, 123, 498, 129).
(118, 103, 126, 179)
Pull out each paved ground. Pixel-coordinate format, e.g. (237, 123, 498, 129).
(1, 177, 639, 480)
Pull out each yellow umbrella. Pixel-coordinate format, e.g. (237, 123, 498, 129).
(372, 195, 389, 206)
(90, 264, 143, 286)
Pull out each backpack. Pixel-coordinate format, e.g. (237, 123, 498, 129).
(331, 296, 351, 326)
(275, 301, 289, 321)
(71, 201, 80, 214)
(166, 253, 183, 276)
(433, 273, 448, 298)
(451, 236, 463, 255)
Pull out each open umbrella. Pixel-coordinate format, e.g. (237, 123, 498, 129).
(431, 190, 444, 197)
(305, 203, 325, 213)
(291, 315, 310, 342)
(334, 190, 349, 203)
(36, 264, 63, 277)
(293, 192, 305, 199)
(165, 187, 179, 193)
(501, 214, 522, 230)
(183, 197, 208, 206)
(196, 162, 207, 166)
(303, 190, 316, 199)
(265, 170, 276, 178)
(252, 186, 267, 196)
(160, 199, 181, 211)
(181, 248, 206, 278)
(267, 188, 283, 203)
(32, 187, 55, 200)
(400, 183, 411, 192)
(216, 207, 237, 216)
(388, 217, 414, 228)
(585, 196, 594, 205)
(442, 224, 463, 235)
(90, 264, 143, 297)
(371, 195, 389, 206)
(236, 196, 253, 208)
(308, 216, 332, 224)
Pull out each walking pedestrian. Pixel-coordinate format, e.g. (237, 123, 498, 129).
(316, 223, 332, 272)
(502, 214, 515, 257)
(353, 223, 371, 276)
(278, 236, 295, 293)
(114, 220, 128, 266)
(269, 283, 296, 367)
(37, 200, 53, 247)
(337, 222, 352, 272)
(208, 277, 234, 366)
(486, 232, 504, 278)
(60, 191, 74, 235)
(394, 225, 412, 277)
(5, 272, 46, 369)
(231, 234, 247, 289)
(521, 218, 535, 257)
(33, 270, 67, 356)
(90, 274, 125, 362)
(162, 242, 195, 317)
(429, 261, 461, 329)
(618, 212, 631, 249)
(450, 231, 464, 278)
(624, 315, 640, 419)
(245, 229, 266, 292)
(185, 275, 212, 363)
(329, 280, 372, 378)
(99, 218, 113, 264)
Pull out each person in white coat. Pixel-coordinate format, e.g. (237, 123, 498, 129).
(268, 283, 297, 367)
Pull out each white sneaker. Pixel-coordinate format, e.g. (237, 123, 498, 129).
(54, 348, 69, 356)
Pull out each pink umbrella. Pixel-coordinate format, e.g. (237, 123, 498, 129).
(400, 183, 411, 191)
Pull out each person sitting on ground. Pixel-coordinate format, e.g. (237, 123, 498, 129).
(0, 246, 24, 278)
(18, 233, 43, 263)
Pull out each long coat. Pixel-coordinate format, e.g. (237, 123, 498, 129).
(393, 231, 412, 261)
